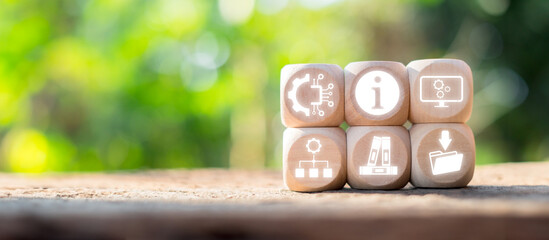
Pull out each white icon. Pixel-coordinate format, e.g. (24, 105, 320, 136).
(420, 76, 464, 108)
(295, 138, 332, 178)
(355, 70, 400, 116)
(288, 73, 334, 117)
(429, 130, 463, 175)
(360, 136, 398, 175)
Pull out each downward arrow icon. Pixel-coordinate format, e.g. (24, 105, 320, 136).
(439, 130, 452, 151)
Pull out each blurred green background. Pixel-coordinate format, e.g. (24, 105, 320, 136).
(0, 0, 546, 172)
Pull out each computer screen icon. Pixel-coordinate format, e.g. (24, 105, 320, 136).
(419, 76, 463, 108)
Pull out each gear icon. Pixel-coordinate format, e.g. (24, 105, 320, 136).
(287, 73, 334, 117)
(288, 74, 311, 116)
(306, 138, 321, 154)
(436, 91, 445, 99)
(433, 79, 444, 90)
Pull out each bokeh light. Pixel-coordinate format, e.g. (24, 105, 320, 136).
(0, 0, 547, 173)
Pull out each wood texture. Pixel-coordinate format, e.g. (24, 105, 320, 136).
(346, 126, 411, 189)
(407, 59, 473, 123)
(281, 64, 344, 127)
(345, 61, 409, 126)
(283, 127, 347, 192)
(410, 123, 475, 188)
(1, 162, 549, 239)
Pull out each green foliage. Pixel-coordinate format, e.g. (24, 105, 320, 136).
(0, 0, 547, 172)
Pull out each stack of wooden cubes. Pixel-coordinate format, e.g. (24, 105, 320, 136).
(281, 59, 474, 192)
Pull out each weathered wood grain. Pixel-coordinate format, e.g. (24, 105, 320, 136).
(0, 162, 548, 239)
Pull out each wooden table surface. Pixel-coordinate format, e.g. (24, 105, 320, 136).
(1, 161, 548, 239)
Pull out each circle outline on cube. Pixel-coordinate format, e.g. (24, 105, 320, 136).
(290, 134, 338, 180)
(285, 69, 336, 119)
(354, 70, 400, 116)
(280, 64, 344, 128)
(345, 61, 409, 126)
(281, 59, 475, 192)
(408, 59, 473, 123)
(283, 128, 347, 192)
(410, 123, 475, 188)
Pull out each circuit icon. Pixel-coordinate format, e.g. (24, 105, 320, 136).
(287, 73, 334, 117)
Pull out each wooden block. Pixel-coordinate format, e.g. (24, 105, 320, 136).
(283, 127, 346, 192)
(281, 64, 344, 127)
(410, 123, 475, 188)
(347, 126, 411, 190)
(407, 59, 473, 123)
(344, 61, 409, 126)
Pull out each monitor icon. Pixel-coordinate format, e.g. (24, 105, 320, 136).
(419, 76, 463, 108)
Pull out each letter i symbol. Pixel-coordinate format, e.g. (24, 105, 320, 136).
(372, 76, 383, 109)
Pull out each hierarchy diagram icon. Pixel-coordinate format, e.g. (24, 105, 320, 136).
(281, 59, 475, 192)
(295, 137, 333, 179)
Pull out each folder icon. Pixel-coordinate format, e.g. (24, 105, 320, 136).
(429, 151, 463, 175)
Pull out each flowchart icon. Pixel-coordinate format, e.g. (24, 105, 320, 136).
(295, 138, 332, 179)
(281, 59, 475, 192)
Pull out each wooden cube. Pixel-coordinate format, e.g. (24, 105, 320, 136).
(410, 123, 475, 188)
(283, 127, 346, 192)
(347, 126, 411, 190)
(344, 61, 409, 126)
(407, 59, 473, 123)
(281, 64, 344, 127)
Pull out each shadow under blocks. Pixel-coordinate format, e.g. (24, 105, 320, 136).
(281, 59, 474, 192)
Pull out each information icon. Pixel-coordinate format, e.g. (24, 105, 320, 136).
(355, 70, 400, 115)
